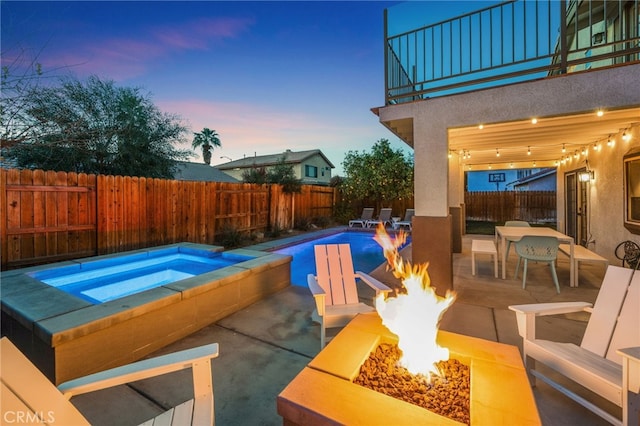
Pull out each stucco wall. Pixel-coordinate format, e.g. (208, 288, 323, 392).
(557, 126, 640, 263)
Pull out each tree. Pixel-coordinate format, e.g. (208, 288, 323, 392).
(266, 157, 302, 194)
(6, 75, 191, 178)
(191, 128, 221, 165)
(1, 48, 46, 149)
(242, 165, 268, 184)
(342, 139, 414, 208)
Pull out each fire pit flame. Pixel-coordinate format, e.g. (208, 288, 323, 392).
(374, 225, 456, 379)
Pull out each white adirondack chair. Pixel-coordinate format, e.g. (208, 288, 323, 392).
(307, 243, 392, 348)
(509, 265, 640, 425)
(1, 337, 219, 426)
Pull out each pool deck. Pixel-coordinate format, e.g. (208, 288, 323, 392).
(11, 229, 619, 425)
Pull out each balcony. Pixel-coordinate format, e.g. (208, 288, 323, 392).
(385, 0, 640, 105)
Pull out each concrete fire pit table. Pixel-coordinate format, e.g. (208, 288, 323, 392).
(278, 312, 540, 425)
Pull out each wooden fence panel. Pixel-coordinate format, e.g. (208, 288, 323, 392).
(2, 169, 97, 268)
(2, 168, 337, 268)
(464, 191, 556, 223)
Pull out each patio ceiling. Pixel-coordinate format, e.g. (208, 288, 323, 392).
(448, 107, 640, 170)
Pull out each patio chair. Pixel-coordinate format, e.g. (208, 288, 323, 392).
(509, 266, 640, 425)
(504, 220, 531, 260)
(307, 244, 391, 348)
(348, 207, 374, 228)
(1, 337, 219, 426)
(366, 208, 393, 228)
(514, 235, 560, 293)
(392, 208, 415, 231)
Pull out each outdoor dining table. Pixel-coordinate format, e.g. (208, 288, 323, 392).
(495, 225, 577, 287)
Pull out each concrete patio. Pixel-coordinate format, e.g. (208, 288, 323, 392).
(67, 233, 617, 425)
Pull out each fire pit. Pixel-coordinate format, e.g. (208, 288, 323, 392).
(277, 312, 541, 425)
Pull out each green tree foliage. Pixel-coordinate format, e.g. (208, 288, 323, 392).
(242, 165, 268, 184)
(242, 157, 302, 193)
(266, 157, 302, 193)
(7, 76, 191, 178)
(342, 139, 413, 206)
(191, 128, 221, 165)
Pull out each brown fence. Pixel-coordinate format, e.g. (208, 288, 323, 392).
(1, 168, 337, 270)
(464, 191, 557, 223)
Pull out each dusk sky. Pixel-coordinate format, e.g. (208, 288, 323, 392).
(1, 1, 494, 175)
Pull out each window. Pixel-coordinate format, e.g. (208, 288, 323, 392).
(305, 165, 318, 178)
(624, 149, 640, 234)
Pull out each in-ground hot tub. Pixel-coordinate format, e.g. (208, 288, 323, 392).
(1, 243, 291, 384)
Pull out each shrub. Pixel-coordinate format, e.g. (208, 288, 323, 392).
(216, 223, 245, 248)
(267, 224, 282, 238)
(294, 217, 313, 231)
(313, 216, 331, 228)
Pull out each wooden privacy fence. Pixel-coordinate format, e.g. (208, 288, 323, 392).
(465, 191, 557, 223)
(1, 168, 337, 270)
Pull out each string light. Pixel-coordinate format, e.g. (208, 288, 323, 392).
(562, 144, 566, 153)
(623, 131, 631, 142)
(478, 124, 484, 130)
(596, 109, 604, 117)
(527, 146, 531, 155)
(531, 118, 538, 124)
(496, 148, 500, 157)
(607, 136, 615, 147)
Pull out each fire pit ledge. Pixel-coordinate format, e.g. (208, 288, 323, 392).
(277, 312, 541, 426)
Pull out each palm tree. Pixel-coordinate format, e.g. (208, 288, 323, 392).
(192, 128, 221, 165)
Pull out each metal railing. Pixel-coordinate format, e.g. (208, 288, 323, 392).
(385, 0, 640, 104)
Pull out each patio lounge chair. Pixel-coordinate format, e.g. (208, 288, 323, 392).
(1, 337, 219, 425)
(366, 208, 393, 228)
(307, 244, 391, 348)
(392, 208, 415, 231)
(509, 266, 640, 425)
(348, 207, 374, 228)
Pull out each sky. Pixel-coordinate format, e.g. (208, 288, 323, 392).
(1, 1, 493, 175)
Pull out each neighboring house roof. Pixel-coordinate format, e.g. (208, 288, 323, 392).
(173, 161, 239, 183)
(507, 167, 556, 188)
(217, 149, 335, 170)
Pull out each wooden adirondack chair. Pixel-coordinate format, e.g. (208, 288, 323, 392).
(307, 244, 392, 348)
(509, 265, 640, 425)
(1, 337, 219, 426)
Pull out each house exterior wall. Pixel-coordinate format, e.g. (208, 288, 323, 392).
(378, 64, 640, 290)
(219, 153, 332, 185)
(513, 174, 557, 191)
(558, 126, 640, 264)
(298, 155, 332, 185)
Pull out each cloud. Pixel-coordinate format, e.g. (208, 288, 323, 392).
(153, 17, 254, 50)
(41, 16, 254, 80)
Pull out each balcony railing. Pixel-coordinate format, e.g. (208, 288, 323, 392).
(385, 0, 640, 105)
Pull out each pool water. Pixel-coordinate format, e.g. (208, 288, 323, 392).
(273, 231, 410, 287)
(29, 247, 252, 304)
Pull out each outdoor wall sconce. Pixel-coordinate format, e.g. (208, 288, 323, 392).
(578, 170, 594, 182)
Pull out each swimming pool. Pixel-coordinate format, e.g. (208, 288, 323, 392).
(29, 247, 253, 304)
(273, 231, 410, 286)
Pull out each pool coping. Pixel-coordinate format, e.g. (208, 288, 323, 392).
(245, 226, 386, 252)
